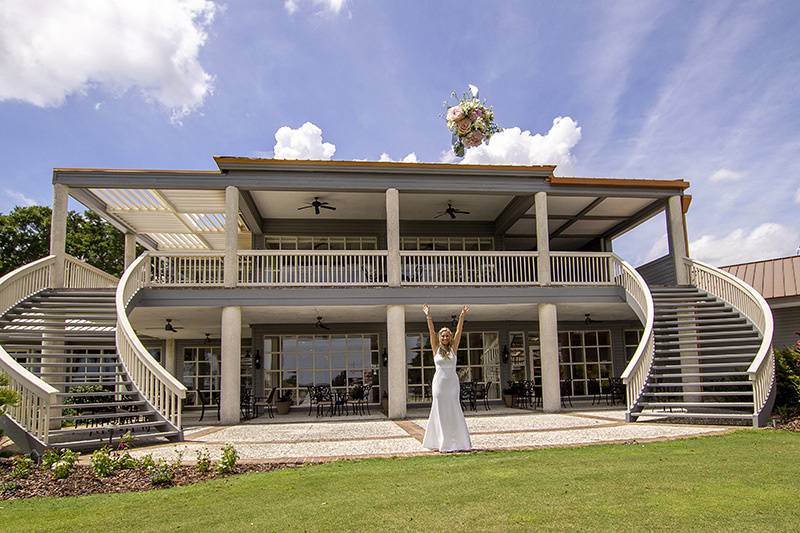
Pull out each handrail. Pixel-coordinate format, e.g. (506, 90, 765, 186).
(684, 258, 775, 418)
(616, 254, 655, 416)
(116, 254, 186, 429)
(399, 250, 538, 286)
(64, 254, 119, 288)
(0, 256, 60, 444)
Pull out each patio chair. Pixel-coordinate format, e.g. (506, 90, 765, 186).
(314, 385, 335, 417)
(588, 379, 601, 405)
(240, 387, 253, 420)
(254, 387, 276, 419)
(459, 381, 476, 412)
(474, 381, 492, 411)
(332, 389, 349, 416)
(197, 388, 220, 422)
(560, 379, 574, 408)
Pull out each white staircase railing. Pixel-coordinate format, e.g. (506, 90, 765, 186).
(0, 255, 118, 446)
(400, 251, 538, 286)
(117, 255, 186, 429)
(239, 250, 389, 287)
(684, 258, 775, 426)
(550, 252, 618, 285)
(148, 252, 225, 287)
(617, 255, 655, 419)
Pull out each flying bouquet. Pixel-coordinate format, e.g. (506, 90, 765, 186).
(445, 85, 501, 157)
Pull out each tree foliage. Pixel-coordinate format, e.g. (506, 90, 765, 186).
(0, 206, 126, 276)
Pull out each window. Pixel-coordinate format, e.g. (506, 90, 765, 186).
(401, 236, 494, 251)
(525, 330, 613, 397)
(624, 330, 643, 362)
(406, 331, 501, 402)
(263, 334, 380, 405)
(509, 332, 526, 382)
(265, 236, 378, 250)
(182, 346, 220, 407)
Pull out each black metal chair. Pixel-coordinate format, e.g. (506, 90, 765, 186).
(254, 387, 276, 419)
(609, 377, 625, 406)
(588, 379, 602, 406)
(197, 388, 220, 422)
(332, 389, 349, 416)
(474, 381, 492, 411)
(306, 385, 317, 416)
(560, 379, 574, 408)
(240, 387, 253, 420)
(314, 385, 334, 417)
(523, 380, 541, 409)
(510, 380, 527, 408)
(459, 381, 476, 412)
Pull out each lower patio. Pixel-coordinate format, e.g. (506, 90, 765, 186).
(131, 407, 731, 462)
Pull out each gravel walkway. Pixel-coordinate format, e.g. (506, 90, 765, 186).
(129, 407, 732, 463)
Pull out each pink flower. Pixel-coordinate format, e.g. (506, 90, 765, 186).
(456, 118, 472, 135)
(447, 105, 465, 122)
(464, 130, 485, 147)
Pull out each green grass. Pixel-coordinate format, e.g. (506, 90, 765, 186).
(1, 430, 798, 532)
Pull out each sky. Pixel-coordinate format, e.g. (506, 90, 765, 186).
(0, 0, 798, 266)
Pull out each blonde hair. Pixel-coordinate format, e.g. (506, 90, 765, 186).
(437, 327, 453, 357)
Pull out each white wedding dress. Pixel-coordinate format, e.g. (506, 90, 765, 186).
(422, 348, 472, 452)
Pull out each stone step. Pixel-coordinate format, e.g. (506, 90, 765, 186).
(53, 410, 156, 422)
(640, 402, 753, 408)
(643, 391, 753, 397)
(632, 411, 752, 420)
(647, 381, 752, 388)
(50, 430, 180, 451)
(53, 400, 147, 409)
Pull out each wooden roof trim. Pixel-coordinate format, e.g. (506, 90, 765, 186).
(55, 168, 222, 175)
(213, 156, 556, 173)
(550, 176, 690, 190)
(682, 195, 692, 213)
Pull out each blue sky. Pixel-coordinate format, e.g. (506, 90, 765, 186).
(0, 0, 798, 265)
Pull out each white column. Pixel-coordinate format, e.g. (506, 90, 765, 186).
(220, 306, 242, 424)
(386, 188, 401, 287)
(666, 195, 689, 285)
(538, 303, 560, 412)
(124, 233, 137, 269)
(224, 186, 239, 288)
(386, 304, 407, 418)
(534, 192, 550, 285)
(165, 337, 177, 377)
(50, 184, 69, 288)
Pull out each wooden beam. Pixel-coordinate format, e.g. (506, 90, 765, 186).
(238, 190, 263, 234)
(602, 199, 666, 240)
(494, 195, 534, 236)
(68, 189, 159, 250)
(550, 197, 606, 238)
(519, 214, 628, 221)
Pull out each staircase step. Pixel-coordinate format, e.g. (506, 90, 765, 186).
(47, 380, 132, 387)
(56, 391, 128, 397)
(3, 311, 116, 319)
(0, 336, 115, 343)
(655, 336, 760, 346)
(4, 344, 117, 350)
(49, 421, 169, 439)
(656, 345, 759, 354)
(650, 371, 749, 378)
(35, 371, 127, 377)
(648, 381, 752, 387)
(654, 317, 747, 325)
(655, 353, 756, 362)
(50, 430, 180, 450)
(53, 410, 156, 422)
(641, 402, 753, 408)
(20, 361, 122, 367)
(643, 391, 753, 397)
(633, 411, 753, 420)
(653, 326, 755, 336)
(652, 296, 716, 303)
(653, 362, 751, 370)
(0, 319, 116, 327)
(53, 400, 146, 409)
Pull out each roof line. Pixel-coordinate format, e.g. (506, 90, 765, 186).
(213, 156, 556, 173)
(550, 176, 690, 190)
(54, 168, 222, 175)
(721, 254, 800, 268)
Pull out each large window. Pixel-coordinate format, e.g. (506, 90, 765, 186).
(265, 236, 378, 250)
(263, 334, 380, 406)
(509, 332, 526, 382)
(181, 346, 253, 406)
(406, 331, 500, 402)
(624, 330, 643, 362)
(401, 236, 494, 251)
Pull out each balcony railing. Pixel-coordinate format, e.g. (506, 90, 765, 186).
(144, 250, 624, 289)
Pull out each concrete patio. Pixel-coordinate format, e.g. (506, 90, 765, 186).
(130, 406, 733, 463)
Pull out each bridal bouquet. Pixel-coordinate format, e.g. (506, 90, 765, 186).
(445, 86, 500, 157)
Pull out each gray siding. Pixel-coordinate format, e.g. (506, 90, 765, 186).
(637, 254, 676, 286)
(772, 306, 800, 349)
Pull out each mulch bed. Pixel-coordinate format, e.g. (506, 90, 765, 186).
(0, 461, 306, 500)
(776, 415, 800, 432)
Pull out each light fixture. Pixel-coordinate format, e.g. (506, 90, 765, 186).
(382, 348, 388, 367)
(501, 344, 509, 364)
(204, 333, 211, 345)
(253, 349, 262, 370)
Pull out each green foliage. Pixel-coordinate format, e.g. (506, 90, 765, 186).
(114, 451, 139, 470)
(148, 460, 175, 486)
(196, 448, 211, 473)
(90, 447, 116, 478)
(0, 480, 20, 492)
(0, 206, 134, 277)
(0, 372, 20, 438)
(10, 456, 35, 479)
(47, 449, 78, 480)
(63, 384, 112, 426)
(216, 444, 238, 474)
(775, 347, 800, 418)
(139, 454, 156, 469)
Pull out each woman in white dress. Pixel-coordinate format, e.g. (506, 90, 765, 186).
(421, 304, 472, 452)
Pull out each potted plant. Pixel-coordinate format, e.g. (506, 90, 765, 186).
(276, 391, 292, 415)
(502, 382, 515, 408)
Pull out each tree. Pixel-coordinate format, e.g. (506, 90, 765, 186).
(0, 206, 127, 277)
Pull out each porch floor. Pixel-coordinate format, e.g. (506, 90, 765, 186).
(131, 405, 732, 463)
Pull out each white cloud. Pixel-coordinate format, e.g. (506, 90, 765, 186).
(0, 0, 217, 123)
(709, 168, 744, 182)
(690, 223, 799, 265)
(459, 117, 582, 170)
(285, 0, 346, 15)
(640, 234, 669, 265)
(273, 122, 336, 160)
(795, 187, 800, 205)
(379, 152, 418, 163)
(4, 189, 38, 207)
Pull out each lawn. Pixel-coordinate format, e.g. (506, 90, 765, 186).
(1, 430, 798, 532)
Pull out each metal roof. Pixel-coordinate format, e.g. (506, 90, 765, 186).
(721, 255, 800, 300)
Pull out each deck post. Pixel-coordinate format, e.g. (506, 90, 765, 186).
(534, 192, 550, 285)
(124, 233, 137, 269)
(224, 186, 239, 288)
(538, 303, 560, 412)
(165, 337, 177, 377)
(666, 195, 689, 285)
(50, 184, 69, 288)
(386, 304, 407, 418)
(220, 305, 242, 424)
(386, 188, 401, 287)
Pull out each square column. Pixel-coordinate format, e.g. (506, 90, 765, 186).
(224, 186, 239, 288)
(534, 192, 550, 285)
(50, 184, 69, 288)
(386, 188, 401, 287)
(386, 304, 407, 418)
(538, 303, 560, 412)
(666, 195, 689, 285)
(164, 337, 177, 377)
(220, 306, 242, 424)
(124, 233, 137, 269)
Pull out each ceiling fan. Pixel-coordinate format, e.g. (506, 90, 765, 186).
(164, 319, 184, 333)
(434, 202, 470, 219)
(315, 316, 331, 330)
(204, 333, 213, 344)
(297, 197, 336, 215)
(584, 313, 604, 326)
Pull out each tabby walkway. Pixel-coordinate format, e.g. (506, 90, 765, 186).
(129, 407, 731, 463)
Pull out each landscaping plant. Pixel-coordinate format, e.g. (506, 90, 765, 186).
(775, 347, 800, 419)
(48, 449, 79, 480)
(196, 448, 211, 473)
(216, 444, 238, 474)
(90, 447, 116, 478)
(10, 456, 35, 479)
(148, 460, 174, 486)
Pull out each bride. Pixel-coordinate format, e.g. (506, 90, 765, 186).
(421, 304, 472, 452)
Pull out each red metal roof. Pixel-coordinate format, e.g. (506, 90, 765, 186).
(721, 255, 800, 300)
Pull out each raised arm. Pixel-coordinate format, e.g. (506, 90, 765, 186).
(423, 304, 439, 353)
(452, 305, 470, 352)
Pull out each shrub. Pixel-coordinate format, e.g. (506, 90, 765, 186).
(196, 448, 211, 473)
(139, 453, 156, 469)
(91, 447, 116, 478)
(42, 449, 61, 470)
(0, 480, 20, 492)
(10, 456, 35, 479)
(114, 451, 139, 470)
(148, 460, 174, 485)
(216, 444, 238, 474)
(775, 347, 800, 419)
(50, 449, 79, 480)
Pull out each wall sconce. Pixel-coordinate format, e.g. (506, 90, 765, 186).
(253, 349, 262, 370)
(501, 344, 509, 364)
(382, 348, 388, 367)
